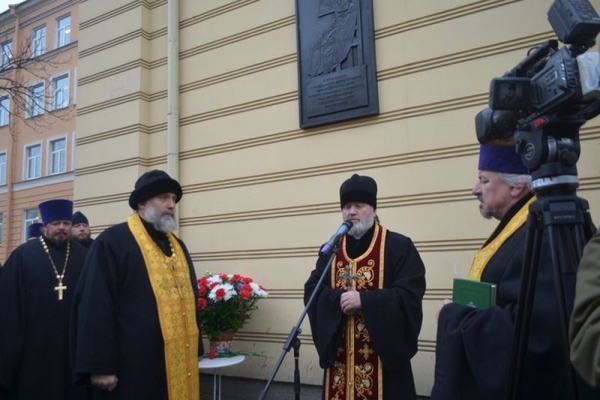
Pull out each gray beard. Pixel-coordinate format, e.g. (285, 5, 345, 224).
(478, 196, 493, 220)
(144, 204, 177, 233)
(348, 214, 375, 239)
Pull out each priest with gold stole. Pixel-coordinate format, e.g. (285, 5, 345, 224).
(0, 199, 88, 400)
(71, 170, 202, 400)
(432, 145, 597, 400)
(304, 174, 426, 400)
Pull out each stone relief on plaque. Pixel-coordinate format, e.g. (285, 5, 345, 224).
(296, 0, 379, 128)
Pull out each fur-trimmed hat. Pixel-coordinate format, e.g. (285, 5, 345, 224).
(39, 199, 73, 225)
(128, 170, 183, 210)
(72, 211, 89, 225)
(478, 145, 528, 175)
(339, 174, 377, 209)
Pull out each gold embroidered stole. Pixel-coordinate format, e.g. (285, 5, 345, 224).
(468, 196, 536, 281)
(127, 214, 200, 400)
(325, 223, 386, 400)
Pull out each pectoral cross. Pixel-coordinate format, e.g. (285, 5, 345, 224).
(339, 265, 359, 290)
(54, 278, 67, 300)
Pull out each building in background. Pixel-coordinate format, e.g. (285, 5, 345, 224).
(0, 0, 78, 259)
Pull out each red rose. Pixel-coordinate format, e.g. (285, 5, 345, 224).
(240, 289, 252, 300)
(209, 348, 217, 359)
(215, 288, 226, 300)
(197, 298, 207, 310)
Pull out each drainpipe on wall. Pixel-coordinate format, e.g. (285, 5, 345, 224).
(167, 0, 180, 233)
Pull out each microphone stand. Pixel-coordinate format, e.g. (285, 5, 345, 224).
(257, 242, 340, 400)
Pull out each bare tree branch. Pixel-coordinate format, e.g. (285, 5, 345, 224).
(0, 28, 74, 137)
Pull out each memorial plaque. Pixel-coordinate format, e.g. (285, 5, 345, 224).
(296, 0, 379, 128)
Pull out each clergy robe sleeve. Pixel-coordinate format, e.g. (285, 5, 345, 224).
(304, 254, 345, 368)
(0, 248, 26, 390)
(570, 228, 600, 388)
(71, 235, 121, 381)
(432, 239, 523, 399)
(360, 233, 426, 373)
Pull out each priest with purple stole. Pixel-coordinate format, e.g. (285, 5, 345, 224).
(304, 174, 426, 400)
(0, 199, 88, 400)
(432, 145, 598, 400)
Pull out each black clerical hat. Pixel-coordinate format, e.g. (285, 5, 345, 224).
(72, 211, 89, 225)
(39, 199, 73, 225)
(339, 174, 377, 209)
(26, 222, 44, 239)
(128, 170, 183, 210)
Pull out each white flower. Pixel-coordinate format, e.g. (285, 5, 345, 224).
(208, 283, 236, 301)
(250, 282, 269, 298)
(207, 274, 223, 285)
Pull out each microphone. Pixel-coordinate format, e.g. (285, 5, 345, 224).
(319, 220, 353, 256)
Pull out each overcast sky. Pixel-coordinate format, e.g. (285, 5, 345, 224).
(0, 0, 25, 14)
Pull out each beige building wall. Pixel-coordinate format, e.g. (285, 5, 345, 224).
(75, 0, 600, 396)
(0, 0, 79, 259)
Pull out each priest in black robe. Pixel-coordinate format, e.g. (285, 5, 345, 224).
(432, 145, 598, 400)
(71, 170, 202, 400)
(0, 199, 87, 400)
(70, 211, 94, 248)
(304, 174, 426, 400)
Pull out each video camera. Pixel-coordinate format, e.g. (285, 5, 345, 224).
(475, 0, 600, 172)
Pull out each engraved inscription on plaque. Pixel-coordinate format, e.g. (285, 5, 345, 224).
(305, 65, 369, 118)
(296, 0, 379, 128)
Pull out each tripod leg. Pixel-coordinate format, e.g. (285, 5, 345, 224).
(506, 211, 544, 400)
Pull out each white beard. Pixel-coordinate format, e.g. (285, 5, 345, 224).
(144, 203, 177, 232)
(348, 213, 375, 239)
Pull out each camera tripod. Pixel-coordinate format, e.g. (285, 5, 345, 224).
(505, 116, 596, 400)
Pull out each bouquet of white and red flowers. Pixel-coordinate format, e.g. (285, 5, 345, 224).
(197, 272, 269, 341)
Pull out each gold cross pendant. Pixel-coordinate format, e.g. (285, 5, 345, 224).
(339, 265, 359, 290)
(55, 278, 67, 300)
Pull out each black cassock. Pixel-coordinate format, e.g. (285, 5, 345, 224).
(304, 225, 426, 400)
(432, 195, 599, 400)
(0, 238, 87, 400)
(71, 221, 202, 400)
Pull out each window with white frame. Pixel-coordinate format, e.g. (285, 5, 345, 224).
(0, 152, 6, 185)
(56, 15, 71, 48)
(49, 137, 66, 175)
(51, 74, 69, 110)
(0, 96, 9, 126)
(26, 83, 45, 118)
(23, 209, 39, 242)
(1, 41, 12, 67)
(25, 143, 41, 179)
(31, 25, 46, 57)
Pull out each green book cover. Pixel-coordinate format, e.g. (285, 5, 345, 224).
(452, 278, 497, 309)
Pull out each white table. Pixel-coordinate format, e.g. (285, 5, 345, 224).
(199, 355, 245, 400)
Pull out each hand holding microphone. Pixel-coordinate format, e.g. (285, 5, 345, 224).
(319, 220, 353, 256)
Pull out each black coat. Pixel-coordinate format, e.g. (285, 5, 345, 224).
(432, 196, 599, 400)
(70, 221, 202, 400)
(0, 238, 87, 400)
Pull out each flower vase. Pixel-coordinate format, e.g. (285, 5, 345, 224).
(209, 330, 237, 354)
